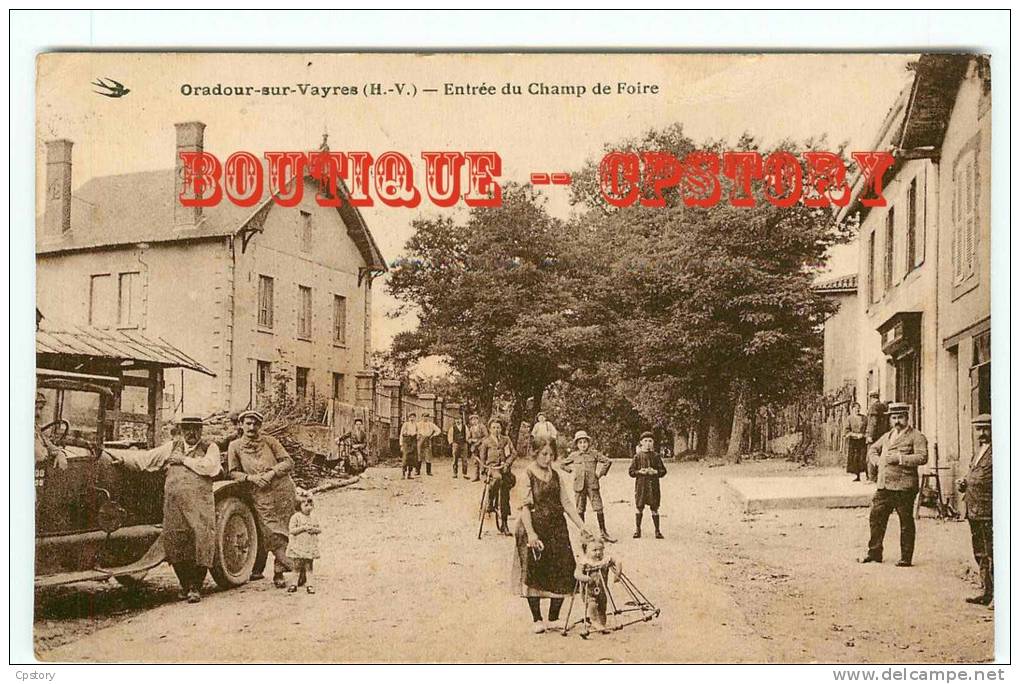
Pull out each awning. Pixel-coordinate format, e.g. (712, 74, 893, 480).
(36, 324, 215, 376)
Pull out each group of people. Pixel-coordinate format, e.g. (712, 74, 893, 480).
(855, 399, 994, 607)
(105, 410, 320, 602)
(507, 419, 668, 633)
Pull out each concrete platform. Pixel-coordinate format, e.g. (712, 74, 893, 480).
(725, 474, 876, 513)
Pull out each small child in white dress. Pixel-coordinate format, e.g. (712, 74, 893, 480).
(287, 495, 321, 594)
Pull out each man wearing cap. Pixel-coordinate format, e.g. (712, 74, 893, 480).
(467, 414, 488, 481)
(416, 413, 442, 477)
(448, 414, 469, 478)
(860, 403, 928, 567)
(227, 409, 298, 588)
(105, 416, 221, 602)
(865, 390, 889, 482)
(561, 430, 615, 542)
(958, 414, 993, 605)
(400, 413, 418, 479)
(530, 412, 559, 444)
(479, 418, 517, 534)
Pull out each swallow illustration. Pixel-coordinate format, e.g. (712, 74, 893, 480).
(92, 77, 130, 98)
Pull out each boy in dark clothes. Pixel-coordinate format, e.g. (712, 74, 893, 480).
(629, 431, 667, 539)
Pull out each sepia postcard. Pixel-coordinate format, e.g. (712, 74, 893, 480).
(28, 47, 999, 665)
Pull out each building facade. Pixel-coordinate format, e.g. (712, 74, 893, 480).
(832, 54, 991, 502)
(36, 122, 387, 418)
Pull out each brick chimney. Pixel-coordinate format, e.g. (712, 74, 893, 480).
(174, 121, 206, 227)
(44, 139, 73, 237)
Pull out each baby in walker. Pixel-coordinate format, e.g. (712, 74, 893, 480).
(574, 538, 623, 633)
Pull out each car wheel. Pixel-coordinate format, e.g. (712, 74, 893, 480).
(211, 496, 258, 588)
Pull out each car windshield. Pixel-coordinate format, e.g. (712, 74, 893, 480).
(38, 386, 102, 458)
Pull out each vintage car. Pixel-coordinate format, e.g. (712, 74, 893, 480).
(35, 365, 266, 590)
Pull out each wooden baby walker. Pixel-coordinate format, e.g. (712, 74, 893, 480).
(560, 557, 661, 639)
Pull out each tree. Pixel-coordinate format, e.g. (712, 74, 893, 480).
(567, 126, 847, 460)
(387, 183, 605, 443)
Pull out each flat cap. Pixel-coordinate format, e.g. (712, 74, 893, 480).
(971, 413, 991, 426)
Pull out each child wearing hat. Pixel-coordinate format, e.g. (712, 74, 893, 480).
(629, 431, 667, 539)
(561, 430, 615, 542)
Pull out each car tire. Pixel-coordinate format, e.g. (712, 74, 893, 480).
(211, 496, 258, 588)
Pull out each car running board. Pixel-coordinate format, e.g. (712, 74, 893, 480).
(96, 535, 166, 576)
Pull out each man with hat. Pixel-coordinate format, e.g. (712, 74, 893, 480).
(466, 414, 488, 481)
(227, 408, 299, 587)
(865, 390, 890, 482)
(399, 413, 419, 479)
(415, 413, 442, 477)
(958, 414, 993, 605)
(860, 402, 928, 566)
(447, 413, 470, 478)
(561, 430, 615, 542)
(530, 412, 559, 444)
(105, 416, 221, 602)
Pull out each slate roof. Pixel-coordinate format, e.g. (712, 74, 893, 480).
(36, 168, 387, 271)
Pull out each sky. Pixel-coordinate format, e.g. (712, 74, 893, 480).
(36, 52, 916, 353)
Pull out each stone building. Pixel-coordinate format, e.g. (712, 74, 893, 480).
(36, 122, 387, 420)
(832, 53, 991, 501)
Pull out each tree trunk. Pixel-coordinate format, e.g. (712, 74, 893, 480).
(706, 420, 726, 457)
(726, 392, 748, 463)
(508, 391, 528, 452)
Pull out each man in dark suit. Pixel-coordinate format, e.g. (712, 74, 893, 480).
(859, 402, 928, 566)
(958, 414, 992, 605)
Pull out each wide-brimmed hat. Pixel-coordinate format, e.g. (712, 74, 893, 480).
(573, 430, 591, 444)
(971, 413, 991, 426)
(237, 409, 265, 424)
(887, 402, 911, 416)
(639, 431, 655, 441)
(176, 416, 205, 426)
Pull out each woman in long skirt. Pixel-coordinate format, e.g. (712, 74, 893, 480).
(844, 403, 868, 481)
(512, 437, 598, 633)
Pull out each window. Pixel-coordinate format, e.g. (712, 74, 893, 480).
(298, 285, 312, 339)
(905, 179, 918, 274)
(256, 361, 271, 395)
(301, 211, 313, 253)
(117, 271, 142, 328)
(332, 372, 345, 401)
(953, 149, 978, 283)
(89, 274, 115, 329)
(867, 232, 877, 304)
(883, 208, 895, 292)
(333, 294, 347, 345)
(296, 367, 309, 400)
(258, 275, 274, 328)
(971, 330, 990, 417)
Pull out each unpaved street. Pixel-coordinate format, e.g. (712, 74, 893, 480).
(36, 459, 994, 663)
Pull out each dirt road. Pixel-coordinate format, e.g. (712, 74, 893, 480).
(36, 459, 993, 663)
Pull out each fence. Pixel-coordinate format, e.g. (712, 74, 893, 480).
(760, 383, 858, 465)
(325, 373, 465, 463)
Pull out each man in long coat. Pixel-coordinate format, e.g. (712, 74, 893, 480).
(107, 416, 221, 602)
(860, 402, 928, 567)
(958, 414, 993, 605)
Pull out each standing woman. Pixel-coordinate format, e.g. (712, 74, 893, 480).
(844, 402, 868, 481)
(227, 409, 298, 588)
(512, 437, 597, 633)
